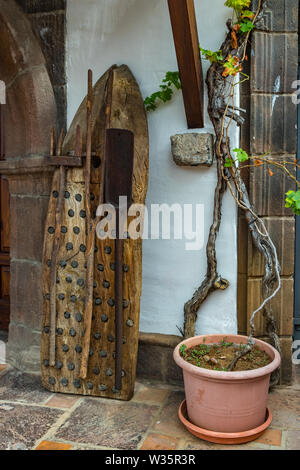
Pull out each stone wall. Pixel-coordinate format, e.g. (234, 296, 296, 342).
(238, 0, 298, 384)
(0, 0, 57, 373)
(16, 0, 66, 130)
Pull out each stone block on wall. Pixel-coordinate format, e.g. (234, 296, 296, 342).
(247, 278, 294, 337)
(237, 274, 248, 336)
(137, 344, 165, 382)
(248, 217, 295, 277)
(250, 94, 297, 155)
(7, 322, 41, 374)
(29, 12, 66, 87)
(8, 171, 53, 197)
(253, 0, 298, 33)
(6, 66, 57, 158)
(10, 260, 43, 331)
(251, 32, 297, 94)
(258, 335, 293, 385)
(249, 156, 296, 217)
(280, 336, 293, 384)
(170, 133, 214, 167)
(137, 333, 183, 385)
(10, 194, 49, 261)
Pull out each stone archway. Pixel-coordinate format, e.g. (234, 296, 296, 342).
(0, 0, 57, 373)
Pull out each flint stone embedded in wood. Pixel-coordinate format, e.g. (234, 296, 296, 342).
(171, 133, 214, 167)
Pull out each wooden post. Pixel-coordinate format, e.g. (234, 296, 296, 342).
(167, 0, 204, 129)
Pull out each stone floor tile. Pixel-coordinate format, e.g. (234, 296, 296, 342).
(54, 398, 159, 450)
(254, 428, 282, 446)
(35, 440, 72, 450)
(45, 394, 79, 409)
(286, 430, 300, 450)
(152, 390, 190, 439)
(268, 388, 300, 430)
(0, 370, 52, 404)
(0, 403, 63, 450)
(132, 385, 169, 405)
(184, 439, 264, 451)
(141, 433, 179, 450)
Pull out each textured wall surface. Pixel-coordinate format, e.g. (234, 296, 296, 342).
(238, 0, 298, 384)
(66, 0, 240, 337)
(16, 0, 66, 130)
(0, 0, 57, 373)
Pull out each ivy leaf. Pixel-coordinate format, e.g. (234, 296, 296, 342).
(225, 0, 251, 11)
(144, 71, 181, 112)
(233, 148, 249, 162)
(163, 71, 181, 90)
(239, 20, 255, 32)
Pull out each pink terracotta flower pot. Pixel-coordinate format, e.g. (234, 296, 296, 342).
(173, 334, 281, 433)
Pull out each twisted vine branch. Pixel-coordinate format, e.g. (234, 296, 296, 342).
(183, 1, 282, 380)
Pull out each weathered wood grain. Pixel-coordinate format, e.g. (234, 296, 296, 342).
(168, 0, 204, 128)
(41, 65, 149, 400)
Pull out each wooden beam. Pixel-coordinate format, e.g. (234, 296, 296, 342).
(167, 0, 204, 128)
(46, 156, 83, 167)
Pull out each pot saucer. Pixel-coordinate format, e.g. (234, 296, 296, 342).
(178, 400, 272, 445)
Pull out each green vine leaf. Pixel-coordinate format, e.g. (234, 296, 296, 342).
(241, 10, 255, 19)
(225, 148, 249, 168)
(232, 148, 249, 162)
(200, 47, 224, 64)
(225, 0, 251, 11)
(144, 71, 181, 112)
(225, 157, 233, 168)
(239, 19, 255, 32)
(222, 55, 242, 77)
(285, 190, 300, 215)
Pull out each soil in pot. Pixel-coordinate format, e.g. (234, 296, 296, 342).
(179, 337, 272, 372)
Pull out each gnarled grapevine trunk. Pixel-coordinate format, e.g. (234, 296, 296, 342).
(183, 1, 281, 382)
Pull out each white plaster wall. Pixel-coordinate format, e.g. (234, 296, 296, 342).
(66, 0, 239, 336)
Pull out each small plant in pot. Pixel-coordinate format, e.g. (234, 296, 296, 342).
(173, 334, 280, 443)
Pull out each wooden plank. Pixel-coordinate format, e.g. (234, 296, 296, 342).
(1, 266, 10, 298)
(167, 0, 204, 128)
(0, 298, 10, 330)
(0, 253, 9, 265)
(41, 65, 149, 401)
(46, 156, 83, 167)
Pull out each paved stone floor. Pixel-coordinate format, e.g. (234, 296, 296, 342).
(0, 363, 299, 451)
